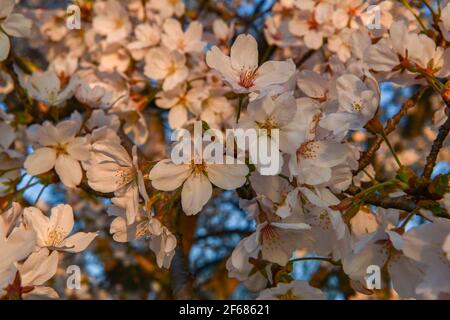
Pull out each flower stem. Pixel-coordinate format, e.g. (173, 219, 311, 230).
(399, 0, 428, 32)
(380, 131, 402, 168)
(290, 257, 340, 266)
(399, 207, 420, 229)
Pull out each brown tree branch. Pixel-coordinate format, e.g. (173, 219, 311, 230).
(364, 194, 417, 212)
(422, 106, 450, 179)
(355, 88, 427, 175)
(170, 245, 196, 300)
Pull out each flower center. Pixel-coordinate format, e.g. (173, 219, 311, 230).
(275, 289, 299, 300)
(257, 117, 278, 136)
(115, 167, 135, 186)
(191, 162, 207, 174)
(298, 141, 319, 160)
(46, 227, 66, 247)
(351, 100, 364, 112)
(176, 39, 186, 51)
(261, 223, 279, 241)
(115, 18, 124, 29)
(167, 63, 178, 76)
(307, 16, 319, 30)
(55, 143, 68, 156)
(239, 69, 256, 89)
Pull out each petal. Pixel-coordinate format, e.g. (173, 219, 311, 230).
(19, 249, 58, 286)
(230, 34, 258, 71)
(0, 0, 15, 19)
(181, 173, 212, 215)
(23, 207, 50, 247)
(307, 140, 349, 167)
(62, 232, 98, 253)
(0, 121, 15, 150)
(163, 67, 188, 91)
(304, 31, 323, 50)
(24, 147, 57, 176)
(297, 71, 327, 99)
(149, 159, 191, 191)
(49, 204, 74, 237)
(2, 13, 32, 38)
(207, 162, 248, 190)
(66, 137, 90, 161)
(0, 228, 36, 271)
(0, 32, 10, 61)
(168, 104, 188, 129)
(162, 18, 183, 37)
(56, 120, 79, 144)
(206, 46, 238, 83)
(54, 154, 82, 188)
(299, 165, 331, 185)
(254, 60, 295, 89)
(86, 162, 129, 193)
(110, 216, 137, 242)
(365, 40, 399, 72)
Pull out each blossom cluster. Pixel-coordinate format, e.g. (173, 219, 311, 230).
(0, 0, 449, 300)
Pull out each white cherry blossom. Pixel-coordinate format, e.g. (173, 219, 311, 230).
(23, 204, 98, 253)
(206, 34, 296, 94)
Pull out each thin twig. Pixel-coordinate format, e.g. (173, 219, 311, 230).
(422, 107, 450, 179)
(355, 88, 426, 174)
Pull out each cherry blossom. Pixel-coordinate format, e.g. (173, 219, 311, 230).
(23, 204, 97, 253)
(0, 0, 32, 61)
(0, 0, 449, 301)
(206, 34, 296, 94)
(24, 120, 90, 188)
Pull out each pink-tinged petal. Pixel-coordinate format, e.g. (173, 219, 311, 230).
(437, 48, 450, 78)
(55, 120, 79, 144)
(23, 207, 50, 247)
(206, 46, 238, 83)
(86, 162, 129, 193)
(168, 104, 188, 129)
(66, 137, 90, 161)
(299, 165, 332, 185)
(0, 0, 15, 19)
(207, 162, 248, 190)
(254, 60, 295, 89)
(0, 121, 15, 150)
(19, 248, 58, 286)
(303, 140, 349, 167)
(0, 32, 10, 62)
(162, 18, 183, 38)
(110, 216, 137, 242)
(2, 13, 32, 38)
(149, 159, 191, 191)
(54, 154, 82, 188)
(0, 228, 36, 271)
(230, 34, 258, 71)
(297, 71, 327, 98)
(24, 147, 57, 176)
(49, 204, 74, 238)
(144, 47, 172, 80)
(365, 40, 399, 72)
(92, 141, 132, 166)
(181, 173, 212, 215)
(62, 231, 98, 253)
(163, 67, 188, 91)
